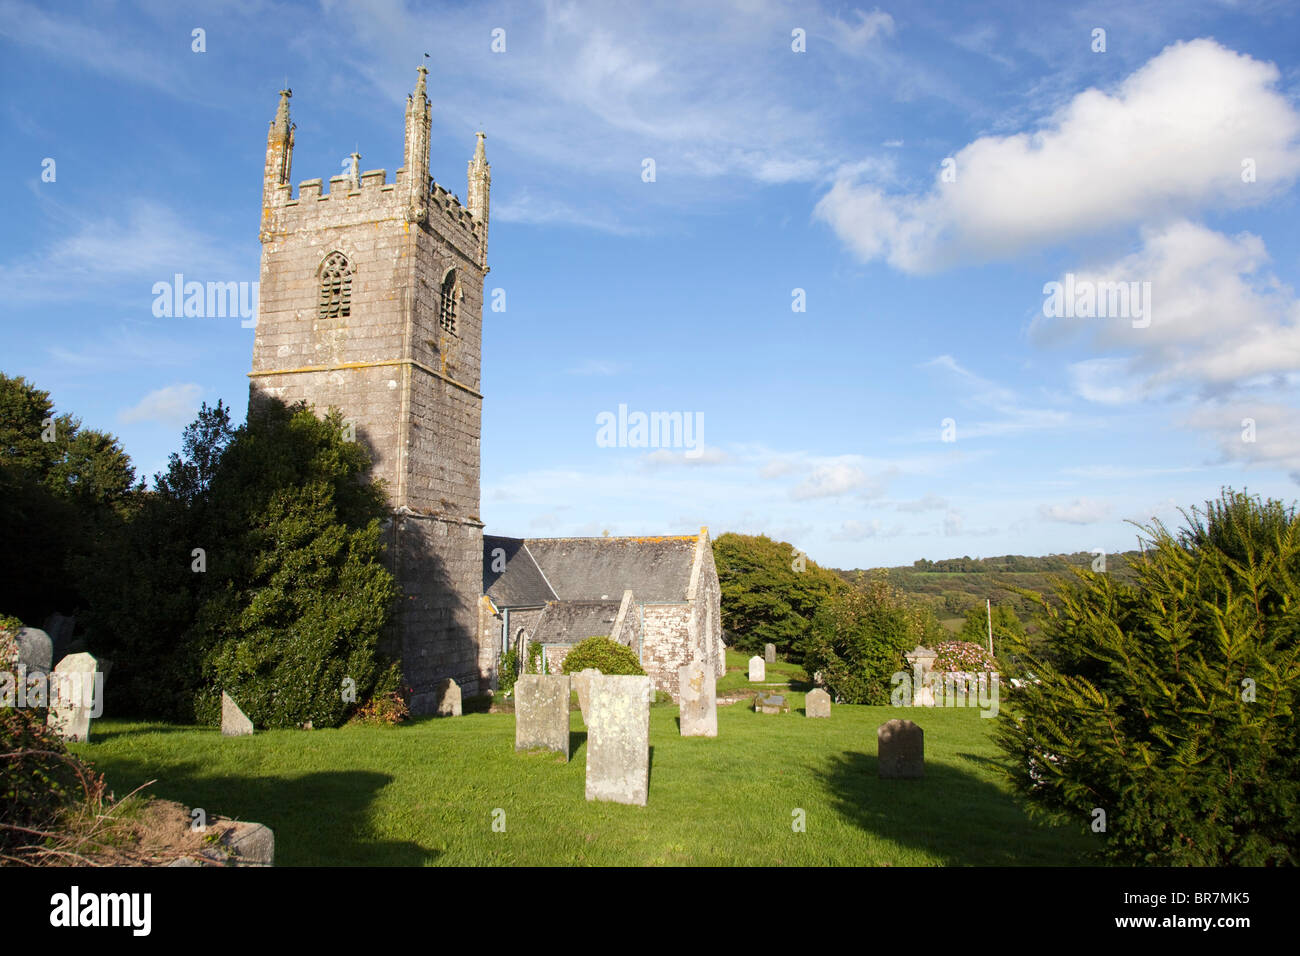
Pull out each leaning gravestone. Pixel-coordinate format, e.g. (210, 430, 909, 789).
(805, 687, 831, 718)
(764, 643, 776, 664)
(42, 613, 76, 662)
(748, 656, 765, 682)
(585, 675, 651, 806)
(47, 652, 101, 742)
(221, 691, 254, 737)
(515, 673, 570, 760)
(678, 658, 717, 737)
(571, 668, 600, 722)
(435, 678, 462, 717)
(878, 718, 924, 778)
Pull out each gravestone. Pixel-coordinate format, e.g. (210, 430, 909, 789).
(748, 656, 765, 682)
(571, 668, 600, 722)
(435, 677, 462, 717)
(515, 673, 570, 760)
(47, 653, 101, 742)
(805, 687, 831, 718)
(678, 658, 717, 737)
(221, 691, 254, 737)
(878, 718, 924, 778)
(42, 613, 76, 662)
(754, 692, 789, 715)
(585, 675, 651, 806)
(764, 643, 776, 664)
(15, 627, 53, 675)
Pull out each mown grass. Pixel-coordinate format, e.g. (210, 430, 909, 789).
(71, 691, 1095, 866)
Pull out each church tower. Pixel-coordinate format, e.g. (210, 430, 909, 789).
(250, 67, 492, 711)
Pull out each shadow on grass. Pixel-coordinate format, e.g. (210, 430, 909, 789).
(91, 724, 204, 744)
(89, 756, 436, 865)
(818, 750, 1094, 866)
(569, 730, 587, 761)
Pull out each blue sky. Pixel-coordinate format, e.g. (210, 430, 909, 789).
(3, 0, 1299, 570)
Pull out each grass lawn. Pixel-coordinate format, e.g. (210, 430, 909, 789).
(71, 691, 1095, 866)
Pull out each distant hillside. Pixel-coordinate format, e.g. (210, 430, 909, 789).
(833, 551, 1143, 621)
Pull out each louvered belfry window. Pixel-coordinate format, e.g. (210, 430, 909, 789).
(318, 252, 352, 319)
(439, 270, 457, 334)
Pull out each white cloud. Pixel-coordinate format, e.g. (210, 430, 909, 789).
(1184, 402, 1300, 483)
(815, 39, 1300, 272)
(495, 193, 643, 236)
(832, 518, 905, 541)
(1039, 498, 1113, 524)
(9, 200, 251, 303)
(896, 493, 948, 512)
(918, 355, 1072, 439)
(640, 446, 730, 468)
(826, 9, 896, 52)
(566, 359, 623, 376)
(1042, 221, 1300, 395)
(119, 384, 203, 427)
(791, 460, 897, 500)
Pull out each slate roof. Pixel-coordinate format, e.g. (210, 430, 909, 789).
(531, 600, 623, 646)
(520, 535, 697, 603)
(483, 535, 556, 607)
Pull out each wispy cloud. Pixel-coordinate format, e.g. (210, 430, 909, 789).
(119, 383, 203, 427)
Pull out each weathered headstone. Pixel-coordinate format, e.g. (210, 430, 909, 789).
(42, 613, 75, 662)
(571, 667, 600, 722)
(15, 627, 53, 675)
(221, 691, 254, 737)
(585, 674, 650, 806)
(878, 718, 924, 778)
(764, 643, 776, 664)
(678, 658, 717, 737)
(47, 652, 101, 742)
(805, 687, 831, 718)
(435, 677, 462, 717)
(515, 673, 571, 760)
(748, 656, 765, 682)
(754, 692, 789, 715)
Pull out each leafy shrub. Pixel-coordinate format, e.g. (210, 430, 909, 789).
(560, 636, 645, 676)
(0, 705, 105, 858)
(525, 640, 548, 675)
(498, 648, 520, 695)
(713, 532, 845, 658)
(350, 687, 410, 726)
(997, 489, 1300, 865)
(803, 572, 942, 704)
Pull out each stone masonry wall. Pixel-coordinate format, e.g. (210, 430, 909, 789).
(639, 604, 692, 697)
(690, 536, 725, 680)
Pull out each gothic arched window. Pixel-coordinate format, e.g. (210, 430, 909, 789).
(439, 270, 458, 335)
(318, 252, 353, 319)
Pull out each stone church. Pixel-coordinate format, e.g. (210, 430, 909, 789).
(249, 67, 722, 712)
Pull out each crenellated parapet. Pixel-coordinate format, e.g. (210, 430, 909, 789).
(257, 68, 488, 263)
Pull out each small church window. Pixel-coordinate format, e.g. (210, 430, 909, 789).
(439, 270, 458, 335)
(318, 252, 352, 319)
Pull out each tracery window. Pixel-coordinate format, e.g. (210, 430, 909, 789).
(439, 270, 458, 335)
(318, 252, 352, 319)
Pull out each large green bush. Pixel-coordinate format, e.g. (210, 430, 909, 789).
(713, 532, 845, 658)
(997, 489, 1300, 865)
(560, 636, 644, 676)
(803, 572, 942, 704)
